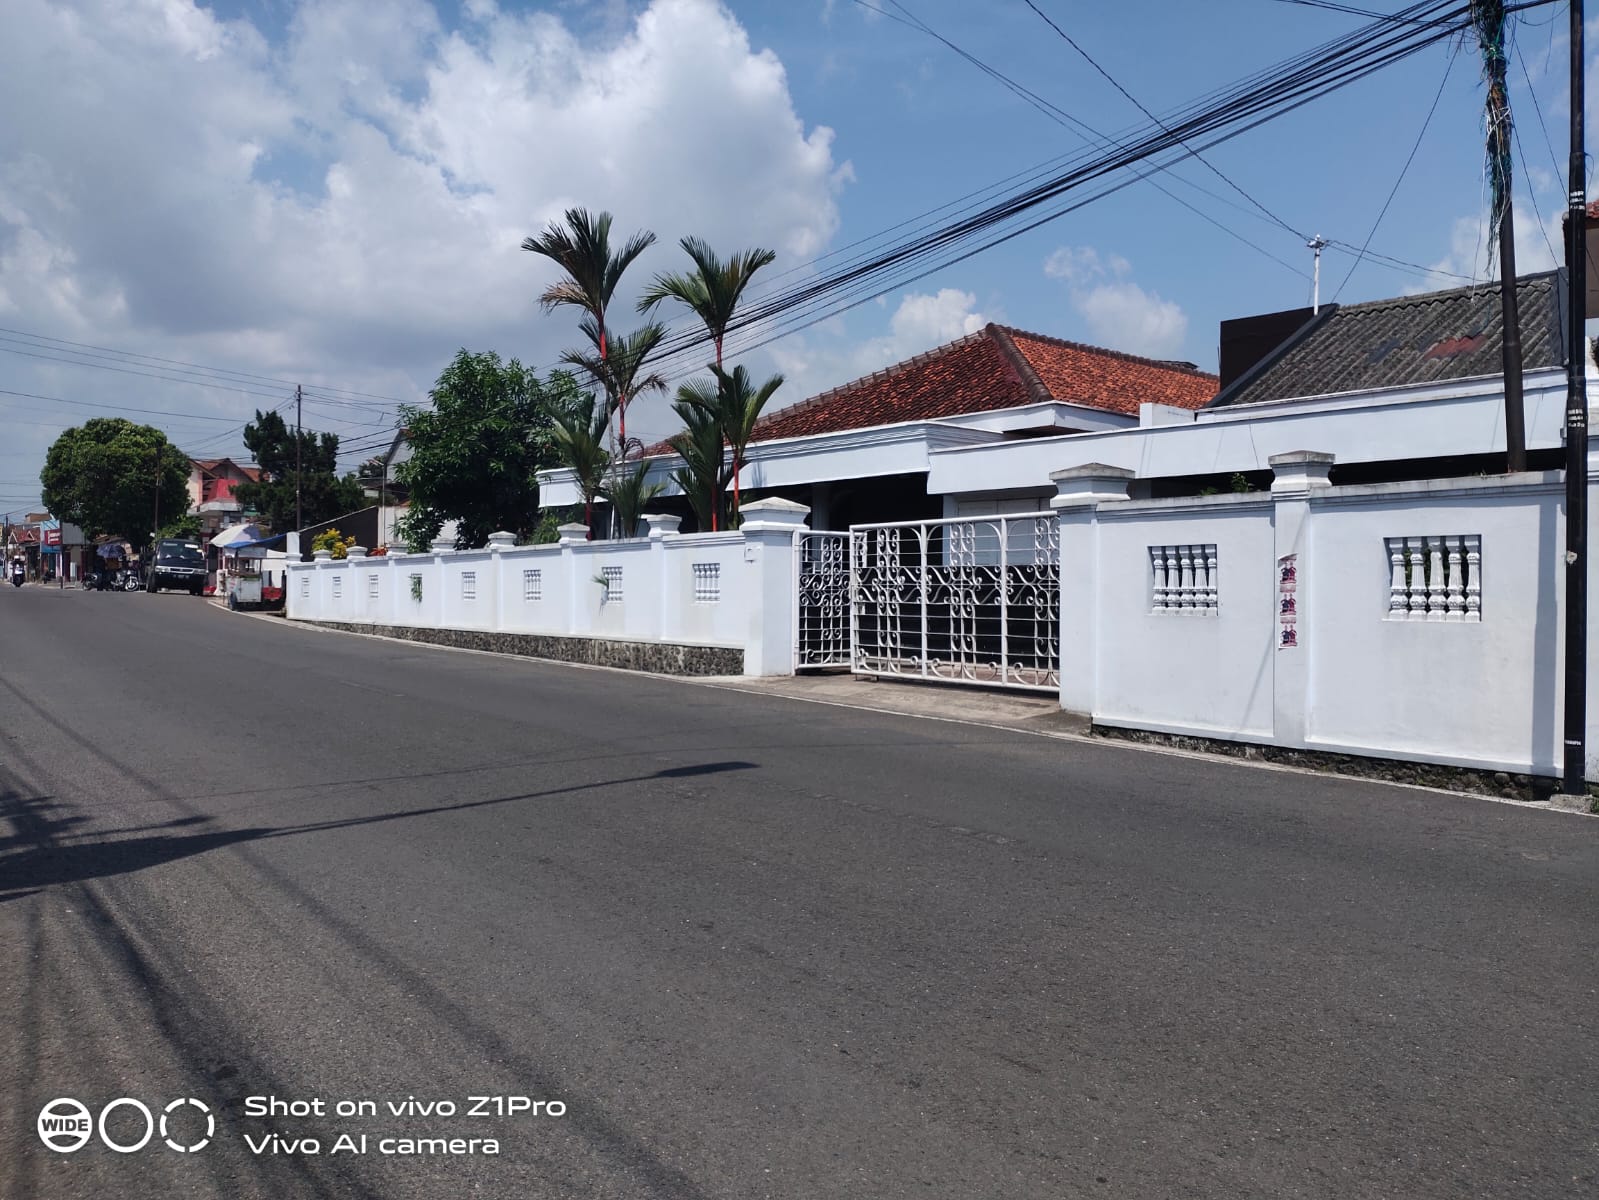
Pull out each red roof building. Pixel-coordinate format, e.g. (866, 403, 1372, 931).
(582, 325, 1216, 532)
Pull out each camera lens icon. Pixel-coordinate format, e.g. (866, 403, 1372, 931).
(37, 1098, 94, 1153)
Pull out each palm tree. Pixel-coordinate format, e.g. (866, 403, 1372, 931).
(639, 237, 776, 368)
(522, 208, 655, 355)
(667, 391, 729, 533)
(549, 391, 612, 536)
(601, 460, 668, 539)
(677, 364, 784, 524)
(561, 319, 668, 455)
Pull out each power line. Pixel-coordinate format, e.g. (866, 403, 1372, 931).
(690, 0, 1512, 375)
(1332, 47, 1456, 300)
(0, 324, 407, 405)
(1018, 0, 1305, 239)
(861, 0, 1312, 280)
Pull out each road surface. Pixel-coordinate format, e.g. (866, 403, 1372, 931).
(1, 583, 1595, 1198)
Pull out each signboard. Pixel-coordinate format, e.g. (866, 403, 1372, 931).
(42, 529, 61, 546)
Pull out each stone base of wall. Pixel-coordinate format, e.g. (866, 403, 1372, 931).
(300, 620, 742, 676)
(1089, 724, 1596, 808)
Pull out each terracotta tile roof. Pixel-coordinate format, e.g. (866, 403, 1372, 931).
(999, 327, 1218, 415)
(638, 324, 1215, 455)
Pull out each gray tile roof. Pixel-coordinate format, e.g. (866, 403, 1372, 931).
(1208, 270, 1566, 407)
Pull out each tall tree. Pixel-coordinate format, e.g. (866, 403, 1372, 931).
(394, 351, 584, 548)
(667, 388, 731, 533)
(550, 390, 613, 535)
(673, 366, 783, 526)
(235, 410, 365, 532)
(560, 319, 668, 461)
(40, 418, 189, 541)
(521, 208, 655, 447)
(639, 237, 776, 368)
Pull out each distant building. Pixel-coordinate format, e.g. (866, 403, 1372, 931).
(186, 457, 262, 536)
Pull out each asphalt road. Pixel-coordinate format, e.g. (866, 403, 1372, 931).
(1, 582, 1596, 1199)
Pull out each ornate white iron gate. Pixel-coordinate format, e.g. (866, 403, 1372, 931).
(849, 513, 1060, 691)
(794, 530, 851, 668)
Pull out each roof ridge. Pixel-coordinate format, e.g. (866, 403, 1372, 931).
(1338, 268, 1560, 313)
(997, 324, 1220, 380)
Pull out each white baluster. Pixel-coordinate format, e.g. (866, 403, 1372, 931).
(1178, 545, 1195, 609)
(1465, 535, 1482, 621)
(1151, 546, 1168, 612)
(1406, 537, 1427, 619)
(1425, 536, 1447, 621)
(1205, 546, 1219, 614)
(1445, 536, 1465, 621)
(1388, 540, 1407, 618)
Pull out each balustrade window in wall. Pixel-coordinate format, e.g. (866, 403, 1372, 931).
(1385, 535, 1480, 621)
(1150, 544, 1218, 614)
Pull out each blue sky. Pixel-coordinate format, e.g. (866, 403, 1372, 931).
(0, 0, 1588, 519)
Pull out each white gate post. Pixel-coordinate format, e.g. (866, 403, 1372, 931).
(740, 499, 811, 676)
(1050, 464, 1134, 716)
(1268, 451, 1334, 747)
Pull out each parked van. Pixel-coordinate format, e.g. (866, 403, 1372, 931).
(147, 539, 206, 595)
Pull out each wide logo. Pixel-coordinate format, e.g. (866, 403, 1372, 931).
(37, 1096, 214, 1154)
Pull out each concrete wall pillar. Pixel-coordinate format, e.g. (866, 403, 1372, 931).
(1050, 464, 1134, 716)
(739, 498, 810, 676)
(558, 522, 588, 636)
(1267, 451, 1334, 746)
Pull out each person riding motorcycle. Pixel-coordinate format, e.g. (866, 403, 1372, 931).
(10, 557, 24, 587)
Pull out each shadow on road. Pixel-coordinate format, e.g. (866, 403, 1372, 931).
(0, 759, 759, 899)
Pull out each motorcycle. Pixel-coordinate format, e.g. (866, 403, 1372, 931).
(9, 565, 22, 588)
(122, 568, 143, 592)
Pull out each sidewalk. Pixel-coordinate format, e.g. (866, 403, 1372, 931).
(695, 670, 1092, 739)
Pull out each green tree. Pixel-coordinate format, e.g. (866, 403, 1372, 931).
(639, 237, 776, 369)
(157, 513, 203, 540)
(676, 364, 783, 524)
(234, 409, 365, 532)
(667, 391, 729, 533)
(40, 418, 190, 541)
(550, 390, 613, 536)
(395, 351, 585, 549)
(601, 460, 667, 539)
(560, 319, 668, 462)
(521, 207, 655, 448)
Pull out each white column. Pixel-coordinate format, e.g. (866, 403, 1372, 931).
(644, 513, 682, 643)
(557, 522, 588, 637)
(740, 498, 810, 676)
(1050, 464, 1134, 716)
(1268, 451, 1334, 747)
(486, 531, 515, 631)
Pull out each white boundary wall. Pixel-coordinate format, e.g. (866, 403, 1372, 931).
(1054, 455, 1599, 780)
(285, 501, 810, 676)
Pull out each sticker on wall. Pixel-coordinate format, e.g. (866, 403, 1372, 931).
(1277, 554, 1298, 649)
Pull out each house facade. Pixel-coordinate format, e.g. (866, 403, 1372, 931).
(186, 457, 262, 537)
(536, 324, 1219, 531)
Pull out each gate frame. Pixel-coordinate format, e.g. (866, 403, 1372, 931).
(847, 511, 1060, 693)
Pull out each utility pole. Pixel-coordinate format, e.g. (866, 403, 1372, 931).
(1472, 0, 1527, 471)
(295, 384, 303, 540)
(1561, 0, 1588, 798)
(1308, 235, 1327, 314)
(152, 444, 161, 543)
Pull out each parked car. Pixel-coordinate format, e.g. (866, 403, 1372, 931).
(147, 539, 206, 594)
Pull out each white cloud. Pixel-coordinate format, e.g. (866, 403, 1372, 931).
(1043, 244, 1187, 359)
(1422, 206, 1563, 293)
(0, 0, 849, 472)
